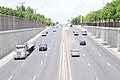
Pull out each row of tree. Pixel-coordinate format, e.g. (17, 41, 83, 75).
(71, 0, 120, 24)
(0, 5, 55, 25)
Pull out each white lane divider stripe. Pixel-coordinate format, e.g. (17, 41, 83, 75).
(45, 53, 48, 56)
(107, 62, 111, 67)
(96, 77, 99, 80)
(98, 53, 101, 57)
(83, 54, 85, 57)
(87, 62, 91, 67)
(8, 76, 13, 80)
(21, 63, 25, 66)
(41, 62, 43, 66)
(33, 75, 36, 80)
(93, 47, 95, 50)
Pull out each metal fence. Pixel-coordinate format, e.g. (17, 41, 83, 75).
(82, 22, 120, 27)
(0, 14, 46, 31)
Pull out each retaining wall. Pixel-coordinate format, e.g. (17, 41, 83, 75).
(0, 27, 45, 59)
(85, 26, 120, 51)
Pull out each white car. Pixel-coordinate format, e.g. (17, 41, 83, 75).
(82, 30, 87, 35)
(71, 49, 80, 57)
(53, 28, 57, 32)
(74, 31, 79, 36)
(41, 32, 47, 36)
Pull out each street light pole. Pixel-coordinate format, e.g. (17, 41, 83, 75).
(80, 0, 82, 26)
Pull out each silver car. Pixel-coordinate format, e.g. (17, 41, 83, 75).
(71, 49, 80, 57)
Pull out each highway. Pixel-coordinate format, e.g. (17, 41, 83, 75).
(0, 26, 120, 80)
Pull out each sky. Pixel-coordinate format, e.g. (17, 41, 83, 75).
(0, 0, 112, 24)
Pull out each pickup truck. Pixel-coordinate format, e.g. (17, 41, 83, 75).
(14, 43, 35, 60)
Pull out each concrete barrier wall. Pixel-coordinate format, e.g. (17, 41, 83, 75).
(0, 14, 46, 31)
(85, 26, 120, 51)
(0, 27, 45, 59)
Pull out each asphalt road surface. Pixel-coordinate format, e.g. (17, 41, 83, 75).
(0, 26, 120, 80)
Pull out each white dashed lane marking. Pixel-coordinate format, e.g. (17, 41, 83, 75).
(8, 76, 12, 80)
(107, 62, 111, 67)
(98, 53, 101, 57)
(33, 75, 36, 80)
(96, 77, 99, 80)
(45, 53, 48, 56)
(41, 62, 43, 66)
(21, 63, 25, 66)
(83, 54, 85, 57)
(87, 62, 91, 67)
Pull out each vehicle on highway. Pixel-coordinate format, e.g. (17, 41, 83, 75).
(82, 30, 87, 35)
(74, 31, 79, 36)
(14, 43, 35, 60)
(70, 24, 72, 27)
(53, 28, 57, 32)
(41, 32, 47, 36)
(45, 30, 48, 34)
(80, 38, 86, 45)
(73, 30, 75, 33)
(39, 42, 47, 51)
(71, 49, 80, 57)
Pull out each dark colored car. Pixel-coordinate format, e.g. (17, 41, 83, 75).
(80, 39, 86, 45)
(39, 42, 47, 51)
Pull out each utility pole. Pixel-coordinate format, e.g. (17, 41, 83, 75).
(80, 0, 82, 26)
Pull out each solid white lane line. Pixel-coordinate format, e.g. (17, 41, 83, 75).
(96, 77, 99, 80)
(41, 62, 43, 66)
(93, 47, 95, 50)
(8, 76, 13, 80)
(98, 53, 101, 57)
(107, 62, 111, 67)
(87, 62, 91, 67)
(33, 75, 36, 80)
(83, 54, 85, 57)
(80, 48, 81, 50)
(45, 53, 48, 56)
(21, 63, 25, 66)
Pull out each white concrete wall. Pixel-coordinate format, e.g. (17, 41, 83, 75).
(0, 27, 45, 59)
(86, 26, 120, 51)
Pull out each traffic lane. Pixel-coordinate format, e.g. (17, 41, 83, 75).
(0, 27, 58, 80)
(85, 35, 120, 69)
(65, 28, 98, 80)
(73, 27, 120, 80)
(0, 59, 24, 80)
(37, 28, 62, 80)
(80, 44, 120, 80)
(33, 27, 53, 44)
(75, 27, 120, 71)
(82, 37, 120, 80)
(10, 27, 62, 80)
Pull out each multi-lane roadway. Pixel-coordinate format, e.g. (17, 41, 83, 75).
(0, 26, 120, 80)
